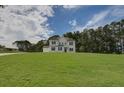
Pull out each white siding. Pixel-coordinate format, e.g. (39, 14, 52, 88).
(43, 47, 50, 52)
(43, 37, 76, 52)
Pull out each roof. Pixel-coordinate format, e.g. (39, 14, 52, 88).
(49, 37, 74, 41)
(62, 37, 74, 41)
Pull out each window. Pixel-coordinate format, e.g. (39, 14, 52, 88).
(58, 47, 62, 51)
(69, 41, 73, 45)
(69, 48, 73, 51)
(51, 47, 55, 51)
(59, 42, 61, 45)
(59, 42, 64, 45)
(52, 41, 56, 45)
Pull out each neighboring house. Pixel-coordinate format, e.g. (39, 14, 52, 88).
(43, 37, 75, 52)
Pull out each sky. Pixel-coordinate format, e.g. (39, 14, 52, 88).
(0, 5, 124, 48)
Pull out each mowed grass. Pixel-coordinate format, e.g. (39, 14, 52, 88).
(0, 53, 124, 87)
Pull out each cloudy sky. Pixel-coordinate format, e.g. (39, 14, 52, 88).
(0, 5, 124, 48)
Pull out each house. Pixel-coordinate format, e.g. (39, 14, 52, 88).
(43, 37, 75, 52)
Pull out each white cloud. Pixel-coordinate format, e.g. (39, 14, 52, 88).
(72, 6, 124, 31)
(83, 10, 110, 29)
(63, 5, 81, 9)
(0, 5, 54, 48)
(71, 10, 110, 31)
(69, 19, 77, 26)
(110, 6, 124, 17)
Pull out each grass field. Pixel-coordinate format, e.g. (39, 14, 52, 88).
(0, 53, 124, 87)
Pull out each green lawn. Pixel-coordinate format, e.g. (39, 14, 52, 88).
(0, 53, 124, 87)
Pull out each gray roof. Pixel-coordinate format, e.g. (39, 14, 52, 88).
(49, 37, 74, 41)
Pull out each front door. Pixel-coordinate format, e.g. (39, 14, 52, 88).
(64, 47, 67, 52)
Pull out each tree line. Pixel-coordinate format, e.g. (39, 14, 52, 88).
(13, 19, 124, 53)
(13, 40, 46, 52)
(64, 19, 124, 54)
(0, 44, 18, 53)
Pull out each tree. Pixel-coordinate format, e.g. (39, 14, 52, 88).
(34, 40, 44, 52)
(13, 40, 32, 51)
(0, 5, 4, 8)
(64, 31, 82, 52)
(0, 44, 5, 48)
(12, 19, 124, 54)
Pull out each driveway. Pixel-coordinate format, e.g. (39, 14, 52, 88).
(0, 53, 19, 56)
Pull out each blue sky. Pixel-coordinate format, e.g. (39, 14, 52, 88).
(0, 5, 124, 47)
(48, 5, 109, 35)
(48, 5, 124, 35)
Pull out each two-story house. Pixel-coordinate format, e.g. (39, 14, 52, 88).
(43, 37, 75, 52)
